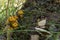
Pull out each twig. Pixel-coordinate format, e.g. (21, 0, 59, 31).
(6, 0, 11, 40)
(7, 29, 12, 40)
(6, 0, 10, 19)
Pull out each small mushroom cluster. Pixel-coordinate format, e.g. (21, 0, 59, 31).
(5, 10, 24, 30)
